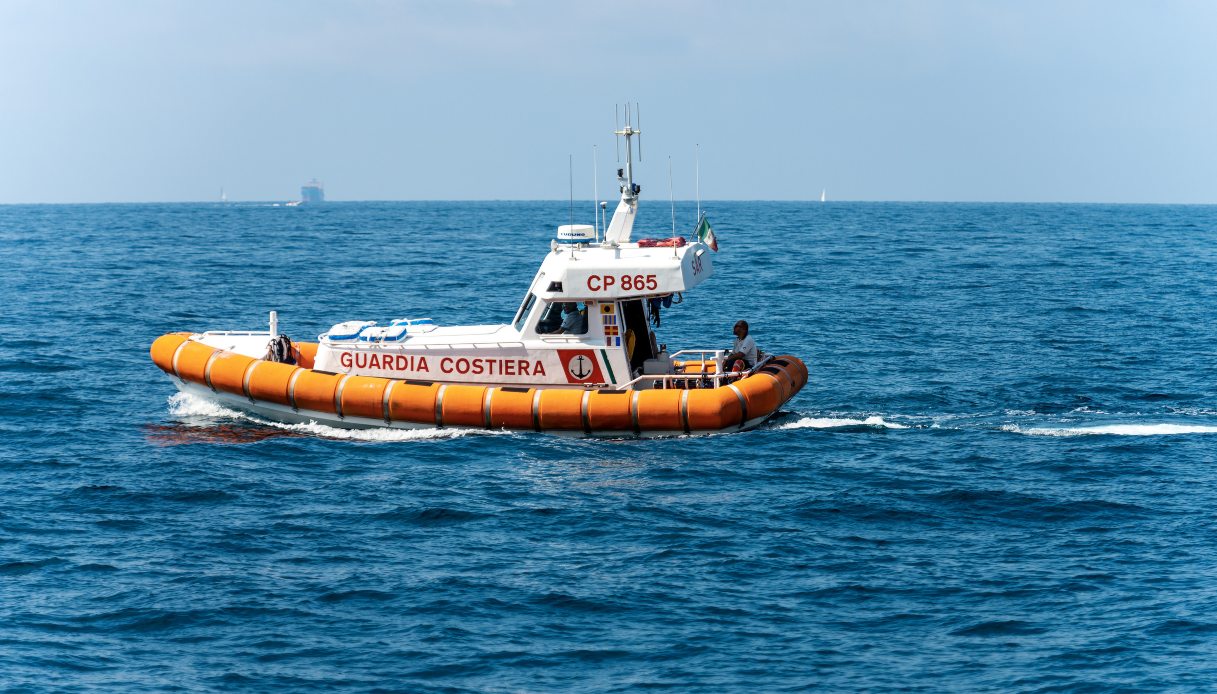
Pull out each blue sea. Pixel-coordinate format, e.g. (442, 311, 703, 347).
(2, 201, 1216, 691)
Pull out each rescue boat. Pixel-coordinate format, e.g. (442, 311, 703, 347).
(150, 122, 807, 437)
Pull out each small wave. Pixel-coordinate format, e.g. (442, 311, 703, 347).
(1003, 423, 1217, 437)
(166, 392, 505, 442)
(951, 619, 1046, 637)
(316, 589, 396, 604)
(0, 359, 80, 374)
(0, 558, 67, 574)
(779, 415, 909, 430)
(163, 489, 236, 503)
(372, 506, 487, 525)
(1148, 618, 1217, 635)
(532, 591, 624, 613)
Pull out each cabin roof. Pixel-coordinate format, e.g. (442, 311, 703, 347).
(531, 240, 714, 301)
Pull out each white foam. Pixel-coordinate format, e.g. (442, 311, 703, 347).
(271, 419, 499, 441)
(779, 415, 909, 430)
(1002, 423, 1217, 437)
(1166, 407, 1217, 417)
(168, 391, 245, 419)
(165, 392, 506, 442)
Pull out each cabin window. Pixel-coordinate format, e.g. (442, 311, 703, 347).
(512, 293, 536, 331)
(536, 301, 588, 335)
(535, 301, 564, 334)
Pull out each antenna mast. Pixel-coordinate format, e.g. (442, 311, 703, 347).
(614, 105, 621, 162)
(614, 103, 641, 201)
(695, 144, 701, 222)
(604, 103, 643, 246)
(592, 145, 600, 241)
(668, 156, 676, 237)
(636, 103, 642, 161)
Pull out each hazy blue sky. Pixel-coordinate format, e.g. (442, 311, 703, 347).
(2, 1, 1215, 203)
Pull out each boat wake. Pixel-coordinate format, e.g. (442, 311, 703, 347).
(165, 392, 503, 442)
(1001, 423, 1217, 437)
(780, 408, 1217, 438)
(777, 415, 909, 430)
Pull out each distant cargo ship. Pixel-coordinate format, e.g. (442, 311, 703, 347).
(301, 179, 325, 204)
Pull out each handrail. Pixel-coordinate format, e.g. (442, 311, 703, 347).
(670, 348, 726, 361)
(414, 341, 529, 350)
(200, 330, 271, 337)
(613, 370, 736, 391)
(613, 355, 772, 391)
(320, 339, 530, 351)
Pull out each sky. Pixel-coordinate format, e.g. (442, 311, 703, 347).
(1, 0, 1215, 204)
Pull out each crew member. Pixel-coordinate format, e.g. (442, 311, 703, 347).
(560, 302, 588, 334)
(537, 302, 565, 333)
(724, 320, 757, 372)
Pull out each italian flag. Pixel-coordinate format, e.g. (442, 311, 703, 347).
(694, 215, 718, 252)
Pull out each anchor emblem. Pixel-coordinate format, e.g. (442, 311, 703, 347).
(559, 349, 602, 383)
(569, 355, 593, 380)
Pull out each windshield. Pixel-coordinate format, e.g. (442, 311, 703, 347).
(535, 301, 565, 334)
(511, 293, 536, 331)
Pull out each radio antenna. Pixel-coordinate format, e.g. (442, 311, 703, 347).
(636, 103, 642, 162)
(568, 154, 574, 230)
(615, 105, 621, 162)
(668, 156, 676, 237)
(695, 143, 701, 222)
(592, 145, 600, 241)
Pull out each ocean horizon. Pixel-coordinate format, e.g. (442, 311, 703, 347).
(4, 199, 1217, 206)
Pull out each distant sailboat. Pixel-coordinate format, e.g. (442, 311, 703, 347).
(220, 187, 228, 203)
(820, 188, 826, 203)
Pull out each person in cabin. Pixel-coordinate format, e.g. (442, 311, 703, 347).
(724, 320, 757, 372)
(561, 302, 588, 334)
(537, 302, 565, 333)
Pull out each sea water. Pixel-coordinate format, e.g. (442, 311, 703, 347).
(1, 201, 1215, 691)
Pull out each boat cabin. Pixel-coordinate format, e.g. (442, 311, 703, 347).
(307, 224, 716, 390)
